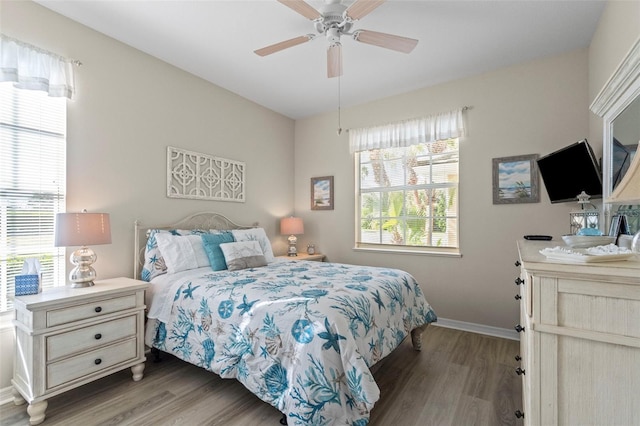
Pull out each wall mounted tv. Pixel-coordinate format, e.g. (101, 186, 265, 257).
(537, 139, 602, 203)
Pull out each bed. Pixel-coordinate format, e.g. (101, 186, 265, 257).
(134, 212, 437, 425)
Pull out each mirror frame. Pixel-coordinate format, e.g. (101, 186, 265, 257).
(590, 38, 640, 229)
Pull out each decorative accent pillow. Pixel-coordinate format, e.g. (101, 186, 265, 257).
(201, 232, 235, 271)
(231, 228, 275, 263)
(141, 229, 209, 281)
(155, 233, 212, 274)
(219, 240, 267, 271)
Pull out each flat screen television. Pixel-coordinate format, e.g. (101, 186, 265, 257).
(537, 139, 602, 203)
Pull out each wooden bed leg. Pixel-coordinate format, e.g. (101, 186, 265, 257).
(411, 324, 429, 351)
(279, 414, 287, 425)
(151, 347, 162, 363)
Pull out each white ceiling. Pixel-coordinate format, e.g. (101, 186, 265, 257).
(35, 0, 606, 119)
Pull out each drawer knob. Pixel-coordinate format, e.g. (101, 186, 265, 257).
(515, 260, 521, 267)
(515, 355, 522, 361)
(515, 324, 525, 333)
(94, 306, 102, 313)
(94, 333, 102, 340)
(94, 358, 102, 365)
(514, 277, 525, 286)
(515, 410, 525, 419)
(515, 367, 526, 375)
(515, 294, 522, 300)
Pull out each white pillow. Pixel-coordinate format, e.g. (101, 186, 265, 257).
(220, 241, 267, 271)
(155, 233, 210, 274)
(231, 228, 275, 263)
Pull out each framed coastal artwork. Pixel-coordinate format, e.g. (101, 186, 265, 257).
(311, 176, 334, 210)
(492, 154, 540, 204)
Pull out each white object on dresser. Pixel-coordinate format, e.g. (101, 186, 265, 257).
(12, 277, 148, 425)
(515, 240, 640, 425)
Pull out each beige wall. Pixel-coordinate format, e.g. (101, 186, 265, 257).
(0, 0, 294, 393)
(293, 50, 589, 331)
(588, 0, 640, 149)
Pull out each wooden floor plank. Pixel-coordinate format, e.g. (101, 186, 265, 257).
(1, 326, 523, 426)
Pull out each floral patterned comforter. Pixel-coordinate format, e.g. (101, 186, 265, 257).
(145, 260, 437, 425)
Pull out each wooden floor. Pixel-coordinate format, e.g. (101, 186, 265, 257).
(1, 326, 523, 426)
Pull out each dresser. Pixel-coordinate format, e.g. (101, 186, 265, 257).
(12, 277, 148, 425)
(515, 240, 640, 425)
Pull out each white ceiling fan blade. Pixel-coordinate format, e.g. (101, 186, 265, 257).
(327, 44, 343, 78)
(354, 30, 418, 54)
(254, 35, 313, 56)
(345, 0, 386, 21)
(277, 0, 322, 21)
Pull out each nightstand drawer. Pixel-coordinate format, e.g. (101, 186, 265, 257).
(47, 315, 137, 361)
(47, 337, 137, 389)
(47, 294, 138, 327)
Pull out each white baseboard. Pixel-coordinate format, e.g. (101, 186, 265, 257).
(432, 317, 519, 341)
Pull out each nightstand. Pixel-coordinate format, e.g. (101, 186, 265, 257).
(278, 253, 325, 262)
(11, 277, 148, 425)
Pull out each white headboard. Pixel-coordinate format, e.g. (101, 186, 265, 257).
(133, 211, 258, 280)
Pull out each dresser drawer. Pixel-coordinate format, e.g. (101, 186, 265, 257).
(47, 315, 138, 361)
(47, 337, 137, 389)
(46, 294, 137, 327)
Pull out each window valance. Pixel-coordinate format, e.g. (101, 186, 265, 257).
(0, 34, 77, 99)
(348, 107, 467, 154)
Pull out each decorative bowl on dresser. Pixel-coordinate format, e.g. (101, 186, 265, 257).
(11, 277, 148, 425)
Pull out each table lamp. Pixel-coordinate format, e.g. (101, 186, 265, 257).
(55, 210, 112, 287)
(281, 216, 304, 256)
(607, 141, 640, 252)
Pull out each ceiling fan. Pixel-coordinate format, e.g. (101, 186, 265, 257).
(254, 0, 418, 78)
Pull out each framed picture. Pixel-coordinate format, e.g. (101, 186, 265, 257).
(311, 176, 334, 210)
(492, 154, 540, 204)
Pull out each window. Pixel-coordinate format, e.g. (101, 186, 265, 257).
(356, 139, 459, 253)
(0, 84, 66, 312)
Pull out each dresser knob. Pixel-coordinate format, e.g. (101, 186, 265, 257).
(94, 333, 102, 340)
(515, 355, 522, 361)
(94, 358, 102, 365)
(515, 277, 525, 286)
(515, 324, 525, 333)
(515, 410, 525, 419)
(515, 294, 522, 300)
(515, 260, 521, 267)
(515, 367, 526, 375)
(94, 306, 102, 313)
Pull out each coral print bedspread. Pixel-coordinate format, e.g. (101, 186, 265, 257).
(145, 260, 437, 425)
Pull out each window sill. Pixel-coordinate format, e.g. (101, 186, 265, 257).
(353, 246, 462, 257)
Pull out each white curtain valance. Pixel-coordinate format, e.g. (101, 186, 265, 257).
(0, 34, 76, 99)
(349, 107, 467, 154)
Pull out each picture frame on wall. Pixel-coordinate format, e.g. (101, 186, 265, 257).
(492, 154, 540, 204)
(311, 176, 334, 210)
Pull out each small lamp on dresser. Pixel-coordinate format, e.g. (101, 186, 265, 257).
(55, 210, 112, 287)
(607, 141, 640, 252)
(281, 216, 304, 256)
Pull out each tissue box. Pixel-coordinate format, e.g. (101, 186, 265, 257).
(15, 274, 40, 296)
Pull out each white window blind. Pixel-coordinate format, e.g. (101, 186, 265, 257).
(356, 139, 459, 252)
(0, 84, 66, 312)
